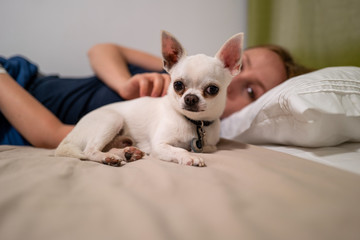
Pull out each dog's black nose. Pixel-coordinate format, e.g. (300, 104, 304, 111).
(184, 94, 199, 106)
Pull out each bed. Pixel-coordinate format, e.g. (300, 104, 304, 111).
(1, 67, 360, 240)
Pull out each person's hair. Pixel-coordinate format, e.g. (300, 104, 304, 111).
(248, 44, 314, 79)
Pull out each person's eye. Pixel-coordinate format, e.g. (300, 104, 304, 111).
(247, 87, 255, 100)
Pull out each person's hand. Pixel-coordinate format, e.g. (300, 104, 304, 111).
(118, 73, 171, 100)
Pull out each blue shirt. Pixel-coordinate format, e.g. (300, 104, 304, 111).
(0, 56, 165, 146)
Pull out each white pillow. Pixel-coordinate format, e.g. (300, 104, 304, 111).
(220, 67, 360, 147)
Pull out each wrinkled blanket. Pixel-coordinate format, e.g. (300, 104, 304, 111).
(0, 139, 360, 240)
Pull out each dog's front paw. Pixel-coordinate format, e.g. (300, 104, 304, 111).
(179, 155, 206, 167)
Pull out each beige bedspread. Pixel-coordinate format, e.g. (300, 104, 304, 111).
(0, 139, 359, 240)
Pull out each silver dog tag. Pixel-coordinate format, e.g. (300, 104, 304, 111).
(190, 123, 205, 153)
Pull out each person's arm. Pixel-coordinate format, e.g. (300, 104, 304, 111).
(88, 43, 170, 99)
(0, 72, 73, 148)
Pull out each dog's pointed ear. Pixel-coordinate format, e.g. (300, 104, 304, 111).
(161, 31, 186, 72)
(215, 33, 243, 76)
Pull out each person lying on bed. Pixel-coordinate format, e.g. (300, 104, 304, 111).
(0, 44, 311, 148)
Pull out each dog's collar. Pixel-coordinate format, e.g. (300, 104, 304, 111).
(185, 116, 214, 153)
(184, 116, 214, 127)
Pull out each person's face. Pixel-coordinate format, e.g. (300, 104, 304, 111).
(221, 47, 287, 119)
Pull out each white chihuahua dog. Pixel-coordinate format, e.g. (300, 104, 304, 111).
(55, 31, 243, 167)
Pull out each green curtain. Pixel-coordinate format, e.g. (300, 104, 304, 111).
(247, 0, 360, 69)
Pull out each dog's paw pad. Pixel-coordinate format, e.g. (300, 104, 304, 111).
(124, 147, 144, 162)
(102, 156, 125, 167)
(124, 152, 133, 161)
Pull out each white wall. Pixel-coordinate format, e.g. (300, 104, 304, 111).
(0, 0, 247, 76)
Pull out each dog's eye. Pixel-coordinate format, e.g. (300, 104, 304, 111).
(173, 81, 185, 93)
(205, 85, 219, 96)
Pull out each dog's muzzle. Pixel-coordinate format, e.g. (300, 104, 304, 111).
(184, 94, 199, 112)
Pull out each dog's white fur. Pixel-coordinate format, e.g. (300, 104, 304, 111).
(55, 31, 243, 167)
